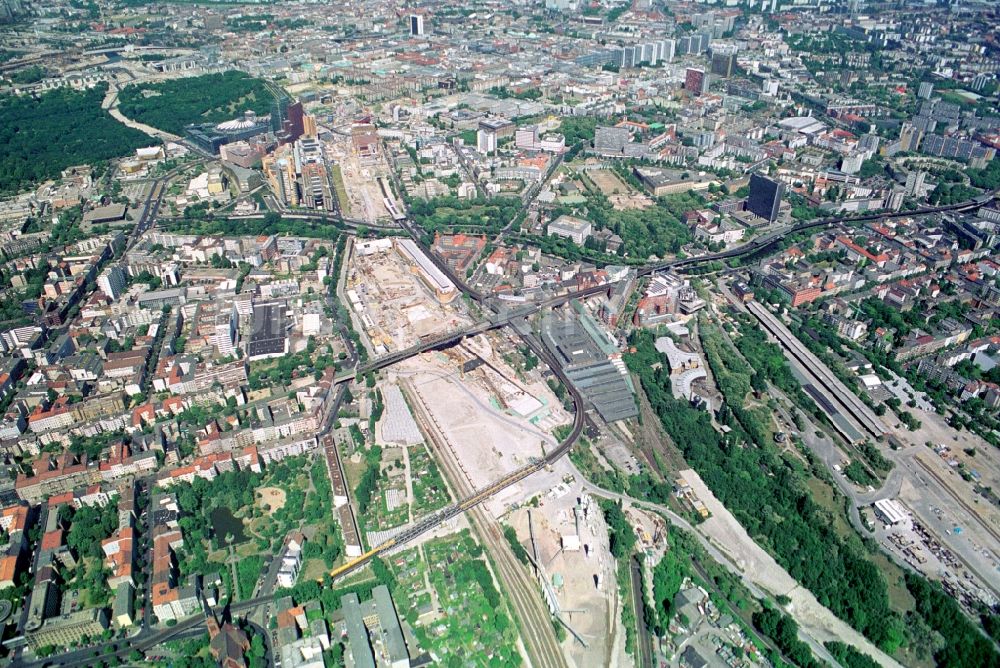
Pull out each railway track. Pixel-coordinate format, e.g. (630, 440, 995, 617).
(746, 300, 886, 441)
(630, 556, 653, 668)
(331, 188, 999, 386)
(321, 188, 999, 581)
(403, 378, 569, 668)
(324, 325, 584, 583)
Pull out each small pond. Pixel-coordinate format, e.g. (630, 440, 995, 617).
(210, 506, 248, 545)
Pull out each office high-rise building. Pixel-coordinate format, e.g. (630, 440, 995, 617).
(905, 171, 927, 196)
(303, 114, 317, 138)
(409, 14, 424, 36)
(747, 173, 785, 223)
(710, 48, 737, 78)
(271, 98, 304, 144)
(476, 128, 496, 154)
(515, 125, 539, 150)
(97, 266, 127, 301)
(685, 68, 707, 96)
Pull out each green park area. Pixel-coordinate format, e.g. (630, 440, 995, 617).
(172, 454, 342, 601)
(274, 529, 519, 667)
(117, 70, 275, 135)
(627, 328, 900, 646)
(358, 442, 452, 535)
(361, 447, 409, 532)
(0, 84, 149, 195)
(406, 196, 523, 239)
(519, 184, 705, 265)
(409, 445, 450, 515)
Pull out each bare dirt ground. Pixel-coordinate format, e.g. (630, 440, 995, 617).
(346, 246, 470, 352)
(257, 486, 286, 515)
(391, 342, 570, 496)
(681, 469, 904, 668)
(588, 169, 631, 196)
(902, 405, 1000, 500)
(397, 345, 624, 667)
(507, 489, 622, 668)
(609, 193, 653, 210)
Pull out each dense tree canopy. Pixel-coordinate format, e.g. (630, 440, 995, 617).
(162, 211, 342, 241)
(407, 196, 522, 238)
(0, 84, 150, 195)
(905, 573, 1000, 668)
(118, 70, 275, 135)
(626, 330, 903, 650)
(752, 606, 822, 668)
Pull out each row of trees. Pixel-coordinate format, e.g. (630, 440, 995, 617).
(355, 445, 384, 515)
(598, 499, 636, 560)
(730, 315, 820, 421)
(752, 606, 822, 668)
(825, 641, 881, 668)
(247, 343, 340, 390)
(164, 211, 343, 241)
(302, 457, 343, 568)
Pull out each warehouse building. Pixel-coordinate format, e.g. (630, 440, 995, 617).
(395, 239, 457, 304)
(542, 301, 637, 423)
(873, 498, 909, 527)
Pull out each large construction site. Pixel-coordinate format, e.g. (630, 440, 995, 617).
(325, 125, 401, 223)
(343, 237, 470, 354)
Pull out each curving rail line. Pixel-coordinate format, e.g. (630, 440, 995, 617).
(324, 326, 584, 584)
(320, 189, 997, 584)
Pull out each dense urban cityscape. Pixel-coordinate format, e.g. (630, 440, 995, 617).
(0, 0, 999, 667)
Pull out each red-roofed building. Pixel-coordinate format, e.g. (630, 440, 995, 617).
(156, 453, 234, 489)
(836, 236, 889, 267)
(102, 526, 135, 588)
(132, 403, 155, 429)
(40, 529, 64, 552)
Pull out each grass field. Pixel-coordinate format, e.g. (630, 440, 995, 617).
(330, 164, 349, 212)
